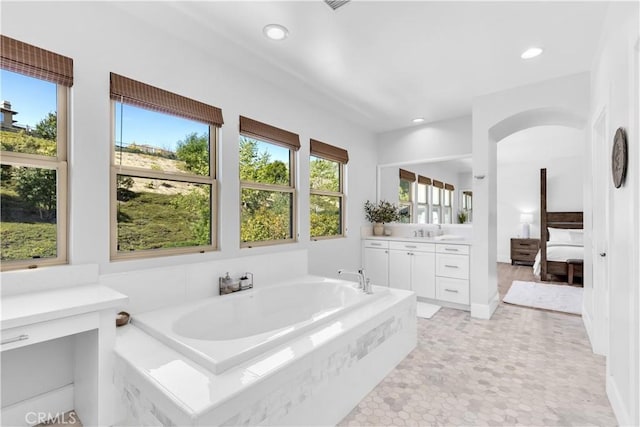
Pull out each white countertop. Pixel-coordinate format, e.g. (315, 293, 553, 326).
(1, 284, 128, 330)
(363, 236, 472, 245)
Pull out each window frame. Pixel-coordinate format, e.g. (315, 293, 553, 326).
(109, 101, 219, 260)
(239, 136, 297, 248)
(417, 182, 429, 224)
(309, 154, 345, 240)
(431, 185, 442, 224)
(0, 84, 68, 271)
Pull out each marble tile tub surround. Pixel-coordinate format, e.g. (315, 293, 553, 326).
(361, 223, 473, 240)
(340, 304, 616, 427)
(100, 249, 308, 314)
(113, 286, 416, 426)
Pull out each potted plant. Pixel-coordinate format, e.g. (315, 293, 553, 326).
(364, 200, 400, 236)
(457, 209, 468, 224)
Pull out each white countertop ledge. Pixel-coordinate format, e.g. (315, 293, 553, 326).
(364, 236, 472, 245)
(1, 284, 128, 330)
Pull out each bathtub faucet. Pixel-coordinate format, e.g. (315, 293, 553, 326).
(338, 269, 373, 294)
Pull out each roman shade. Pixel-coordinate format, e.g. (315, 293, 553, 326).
(310, 139, 349, 164)
(445, 183, 455, 191)
(239, 116, 300, 151)
(1, 35, 73, 87)
(417, 175, 431, 185)
(399, 169, 416, 182)
(432, 180, 444, 189)
(110, 73, 224, 127)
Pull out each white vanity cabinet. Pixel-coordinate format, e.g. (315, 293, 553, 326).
(388, 241, 435, 298)
(363, 240, 389, 286)
(435, 244, 470, 305)
(363, 238, 470, 309)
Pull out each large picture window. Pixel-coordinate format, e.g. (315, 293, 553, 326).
(417, 175, 431, 224)
(309, 139, 348, 239)
(0, 36, 72, 270)
(443, 183, 454, 224)
(431, 180, 444, 224)
(398, 168, 415, 223)
(239, 116, 298, 246)
(110, 73, 222, 259)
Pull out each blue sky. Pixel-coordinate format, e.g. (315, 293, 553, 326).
(3, 69, 289, 161)
(1, 70, 56, 128)
(114, 102, 208, 152)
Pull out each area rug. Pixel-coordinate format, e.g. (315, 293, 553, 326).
(503, 280, 583, 315)
(417, 301, 441, 319)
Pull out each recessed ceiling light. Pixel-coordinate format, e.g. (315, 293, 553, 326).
(412, 118, 425, 123)
(263, 24, 289, 41)
(521, 47, 543, 59)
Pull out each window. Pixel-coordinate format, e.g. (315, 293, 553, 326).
(0, 35, 72, 270)
(443, 183, 454, 224)
(239, 116, 299, 246)
(431, 180, 444, 224)
(398, 168, 415, 223)
(110, 73, 222, 259)
(310, 139, 348, 239)
(416, 175, 431, 224)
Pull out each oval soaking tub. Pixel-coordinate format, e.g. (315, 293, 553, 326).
(132, 278, 387, 374)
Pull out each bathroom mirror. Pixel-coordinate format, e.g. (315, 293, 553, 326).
(377, 156, 472, 224)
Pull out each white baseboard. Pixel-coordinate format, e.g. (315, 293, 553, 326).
(607, 375, 632, 426)
(1, 383, 74, 427)
(470, 291, 499, 319)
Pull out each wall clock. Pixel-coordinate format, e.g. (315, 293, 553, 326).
(612, 127, 628, 189)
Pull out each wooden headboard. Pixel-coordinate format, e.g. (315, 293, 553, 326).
(539, 168, 584, 280)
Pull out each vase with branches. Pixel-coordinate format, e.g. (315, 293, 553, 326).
(364, 200, 400, 235)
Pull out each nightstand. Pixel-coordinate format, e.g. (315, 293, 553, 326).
(510, 238, 540, 266)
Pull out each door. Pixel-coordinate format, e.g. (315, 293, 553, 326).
(363, 247, 389, 287)
(592, 107, 610, 356)
(388, 250, 411, 290)
(412, 251, 435, 298)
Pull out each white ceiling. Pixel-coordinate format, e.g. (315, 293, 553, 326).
(120, 1, 610, 133)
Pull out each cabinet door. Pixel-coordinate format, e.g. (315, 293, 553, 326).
(388, 250, 411, 290)
(412, 251, 435, 298)
(363, 247, 389, 287)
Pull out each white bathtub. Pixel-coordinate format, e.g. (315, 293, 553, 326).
(132, 278, 387, 374)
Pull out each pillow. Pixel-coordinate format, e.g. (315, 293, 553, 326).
(569, 229, 584, 245)
(547, 227, 571, 243)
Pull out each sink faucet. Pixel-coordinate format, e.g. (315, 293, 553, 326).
(338, 269, 373, 294)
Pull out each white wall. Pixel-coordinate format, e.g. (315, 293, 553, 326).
(0, 1, 377, 412)
(377, 115, 471, 165)
(589, 3, 639, 424)
(496, 126, 585, 263)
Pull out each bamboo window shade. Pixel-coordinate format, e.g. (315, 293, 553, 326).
(239, 116, 300, 151)
(417, 175, 431, 185)
(310, 139, 349, 163)
(1, 35, 73, 87)
(444, 183, 455, 191)
(110, 73, 224, 127)
(399, 169, 416, 182)
(432, 180, 444, 189)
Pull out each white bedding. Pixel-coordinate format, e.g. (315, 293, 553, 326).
(533, 242, 584, 276)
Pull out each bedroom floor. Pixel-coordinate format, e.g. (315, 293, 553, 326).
(339, 263, 616, 427)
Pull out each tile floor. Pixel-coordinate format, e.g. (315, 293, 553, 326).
(339, 264, 616, 427)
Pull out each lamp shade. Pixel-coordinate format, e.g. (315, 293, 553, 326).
(519, 213, 534, 224)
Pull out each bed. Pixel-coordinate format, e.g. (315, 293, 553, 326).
(535, 168, 584, 282)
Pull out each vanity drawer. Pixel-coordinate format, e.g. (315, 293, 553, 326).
(363, 240, 389, 249)
(436, 277, 470, 305)
(436, 253, 469, 279)
(436, 244, 469, 255)
(1, 312, 98, 352)
(389, 241, 434, 252)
